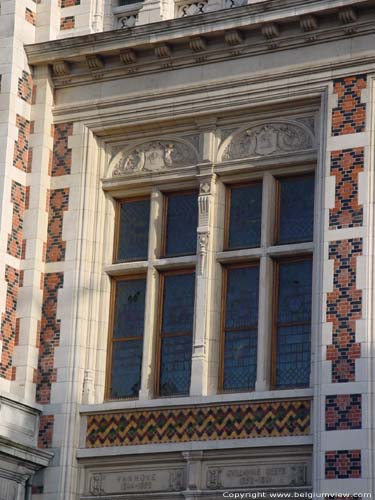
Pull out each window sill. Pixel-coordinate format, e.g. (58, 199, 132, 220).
(80, 387, 313, 414)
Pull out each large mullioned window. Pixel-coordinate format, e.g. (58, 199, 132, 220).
(106, 172, 315, 400)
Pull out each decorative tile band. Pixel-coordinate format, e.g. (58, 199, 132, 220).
(325, 394, 362, 431)
(0, 266, 21, 380)
(329, 148, 364, 230)
(325, 450, 361, 479)
(38, 415, 54, 449)
(13, 115, 31, 172)
(326, 239, 362, 383)
(18, 70, 33, 104)
(86, 400, 311, 448)
(35, 273, 64, 404)
(52, 123, 73, 176)
(46, 188, 69, 263)
(7, 181, 26, 259)
(332, 75, 367, 136)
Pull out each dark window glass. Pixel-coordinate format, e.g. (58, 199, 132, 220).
(109, 278, 146, 399)
(117, 199, 150, 262)
(165, 192, 198, 257)
(159, 272, 195, 396)
(222, 266, 259, 391)
(227, 184, 262, 249)
(277, 176, 314, 244)
(274, 259, 312, 388)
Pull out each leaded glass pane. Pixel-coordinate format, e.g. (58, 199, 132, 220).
(159, 335, 192, 396)
(278, 176, 314, 244)
(110, 340, 143, 399)
(223, 330, 257, 391)
(228, 184, 262, 249)
(275, 259, 312, 389)
(113, 279, 146, 339)
(165, 192, 198, 257)
(161, 273, 195, 335)
(223, 266, 259, 392)
(117, 199, 150, 262)
(225, 267, 259, 329)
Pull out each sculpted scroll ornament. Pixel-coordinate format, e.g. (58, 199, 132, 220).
(221, 122, 314, 161)
(111, 140, 198, 176)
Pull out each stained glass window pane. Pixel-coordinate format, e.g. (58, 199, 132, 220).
(275, 259, 312, 389)
(117, 199, 150, 262)
(159, 335, 192, 396)
(110, 340, 143, 399)
(223, 266, 259, 392)
(161, 273, 195, 335)
(113, 279, 146, 339)
(278, 176, 314, 244)
(165, 192, 198, 257)
(223, 330, 257, 391)
(228, 184, 262, 249)
(159, 272, 195, 396)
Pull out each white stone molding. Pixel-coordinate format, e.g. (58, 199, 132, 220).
(86, 54, 104, 70)
(154, 42, 172, 58)
(218, 119, 315, 163)
(224, 28, 243, 46)
(338, 6, 357, 24)
(119, 48, 137, 64)
(189, 36, 207, 52)
(262, 22, 279, 40)
(52, 61, 70, 77)
(108, 139, 199, 177)
(300, 14, 318, 32)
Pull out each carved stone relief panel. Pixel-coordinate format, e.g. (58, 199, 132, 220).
(109, 139, 199, 177)
(218, 119, 315, 162)
(86, 467, 185, 496)
(205, 462, 308, 490)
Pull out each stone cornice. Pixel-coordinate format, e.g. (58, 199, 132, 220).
(25, 0, 374, 82)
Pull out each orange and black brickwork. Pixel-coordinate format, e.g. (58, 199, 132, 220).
(45, 189, 69, 262)
(60, 16, 75, 30)
(51, 123, 73, 176)
(325, 394, 361, 431)
(38, 415, 55, 449)
(7, 181, 27, 259)
(331, 75, 366, 136)
(18, 70, 33, 104)
(86, 400, 311, 448)
(329, 148, 364, 230)
(325, 450, 361, 479)
(14, 115, 31, 173)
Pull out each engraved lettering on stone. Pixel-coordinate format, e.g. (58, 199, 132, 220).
(87, 468, 185, 495)
(111, 141, 198, 176)
(89, 474, 104, 496)
(221, 122, 314, 161)
(169, 470, 184, 491)
(207, 468, 223, 489)
(206, 463, 307, 490)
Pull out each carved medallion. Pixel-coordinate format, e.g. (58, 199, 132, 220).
(110, 140, 198, 176)
(220, 121, 314, 161)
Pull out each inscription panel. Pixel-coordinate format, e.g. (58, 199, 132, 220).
(206, 463, 308, 490)
(86, 468, 185, 496)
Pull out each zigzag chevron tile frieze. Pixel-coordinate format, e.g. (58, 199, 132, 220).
(85, 400, 311, 447)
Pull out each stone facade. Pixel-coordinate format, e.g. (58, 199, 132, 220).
(0, 0, 375, 499)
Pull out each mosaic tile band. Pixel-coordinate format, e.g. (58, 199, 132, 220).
(86, 400, 311, 448)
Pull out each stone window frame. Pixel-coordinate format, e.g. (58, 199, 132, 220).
(103, 160, 316, 401)
(216, 168, 316, 394)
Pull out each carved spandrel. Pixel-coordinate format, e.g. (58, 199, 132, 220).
(206, 463, 308, 490)
(220, 121, 314, 162)
(110, 140, 198, 177)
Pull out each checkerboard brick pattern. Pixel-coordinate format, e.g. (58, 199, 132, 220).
(86, 400, 311, 448)
(0, 266, 21, 380)
(60, 16, 75, 30)
(25, 7, 36, 26)
(18, 70, 33, 104)
(326, 394, 361, 431)
(332, 75, 367, 136)
(326, 239, 362, 383)
(46, 189, 69, 262)
(51, 123, 73, 176)
(7, 181, 27, 259)
(14, 115, 31, 172)
(329, 148, 364, 230)
(60, 0, 80, 6)
(35, 273, 64, 404)
(325, 450, 361, 479)
(38, 415, 54, 448)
